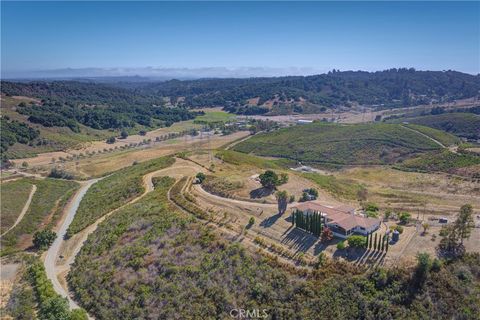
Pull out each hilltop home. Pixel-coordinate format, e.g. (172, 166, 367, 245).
(293, 201, 380, 239)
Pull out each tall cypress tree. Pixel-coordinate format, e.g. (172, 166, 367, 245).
(381, 234, 385, 251)
(366, 233, 370, 249)
(385, 236, 389, 252)
(292, 211, 295, 227)
(374, 233, 378, 251)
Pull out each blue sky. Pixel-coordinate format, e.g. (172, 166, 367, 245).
(1, 1, 479, 77)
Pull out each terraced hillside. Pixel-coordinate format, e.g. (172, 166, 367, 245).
(233, 122, 447, 165)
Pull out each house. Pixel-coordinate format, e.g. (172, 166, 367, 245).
(292, 201, 381, 239)
(296, 119, 313, 125)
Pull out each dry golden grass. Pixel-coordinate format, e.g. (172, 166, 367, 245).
(57, 131, 250, 177)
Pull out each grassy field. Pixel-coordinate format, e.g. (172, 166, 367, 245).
(193, 110, 236, 124)
(216, 149, 293, 169)
(66, 156, 175, 236)
(233, 122, 444, 165)
(0, 178, 79, 256)
(0, 179, 34, 234)
(404, 124, 460, 146)
(302, 172, 366, 201)
(397, 150, 480, 175)
(390, 113, 480, 140)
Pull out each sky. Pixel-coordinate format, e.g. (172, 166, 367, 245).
(1, 1, 479, 78)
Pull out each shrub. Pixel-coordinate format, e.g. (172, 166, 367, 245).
(364, 203, 379, 212)
(106, 136, 116, 144)
(398, 212, 411, 224)
(395, 225, 404, 234)
(48, 167, 75, 180)
(196, 172, 206, 183)
(337, 241, 346, 250)
(347, 235, 367, 248)
(321, 227, 333, 242)
(33, 230, 56, 250)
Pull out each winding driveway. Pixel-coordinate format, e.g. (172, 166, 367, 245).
(44, 160, 206, 317)
(44, 179, 99, 309)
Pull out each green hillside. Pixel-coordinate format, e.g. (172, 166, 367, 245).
(404, 124, 461, 147)
(397, 150, 480, 176)
(233, 122, 446, 165)
(390, 113, 480, 140)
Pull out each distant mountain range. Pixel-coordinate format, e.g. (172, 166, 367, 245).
(2, 69, 479, 116)
(2, 66, 325, 80)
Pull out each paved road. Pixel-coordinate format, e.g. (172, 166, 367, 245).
(44, 179, 99, 310)
(1, 184, 37, 237)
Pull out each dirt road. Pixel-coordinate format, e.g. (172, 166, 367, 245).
(44, 179, 99, 310)
(1, 184, 37, 237)
(401, 125, 446, 148)
(48, 159, 205, 317)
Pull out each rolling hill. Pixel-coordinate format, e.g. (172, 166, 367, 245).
(233, 122, 451, 165)
(127, 69, 480, 114)
(389, 113, 480, 141)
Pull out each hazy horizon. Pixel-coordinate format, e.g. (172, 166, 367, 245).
(3, 65, 479, 81)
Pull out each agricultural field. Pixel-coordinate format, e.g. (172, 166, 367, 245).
(398, 150, 480, 177)
(404, 124, 460, 147)
(233, 122, 445, 165)
(0, 179, 34, 234)
(193, 109, 236, 124)
(0, 178, 79, 256)
(389, 112, 480, 140)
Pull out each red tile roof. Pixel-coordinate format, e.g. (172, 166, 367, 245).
(292, 201, 380, 231)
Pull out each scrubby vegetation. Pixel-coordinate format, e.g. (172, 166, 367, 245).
(15, 98, 197, 131)
(1, 178, 79, 256)
(202, 175, 244, 198)
(1, 117, 39, 161)
(27, 259, 88, 320)
(68, 172, 480, 319)
(234, 122, 443, 165)
(66, 156, 175, 236)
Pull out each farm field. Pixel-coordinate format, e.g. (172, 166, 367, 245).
(0, 177, 79, 256)
(6, 110, 218, 167)
(233, 122, 447, 165)
(397, 150, 480, 177)
(0, 179, 35, 234)
(389, 112, 480, 140)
